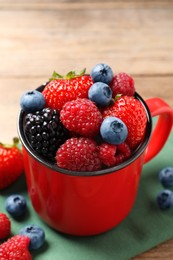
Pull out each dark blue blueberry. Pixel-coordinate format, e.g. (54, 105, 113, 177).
(100, 116, 128, 145)
(159, 167, 173, 187)
(5, 194, 27, 218)
(20, 90, 45, 113)
(90, 63, 113, 84)
(156, 189, 173, 210)
(88, 82, 112, 107)
(19, 224, 45, 250)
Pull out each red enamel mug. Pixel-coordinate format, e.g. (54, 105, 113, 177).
(18, 88, 173, 236)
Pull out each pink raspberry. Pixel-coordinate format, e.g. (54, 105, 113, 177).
(110, 72, 135, 97)
(56, 137, 102, 172)
(99, 142, 131, 167)
(60, 98, 102, 137)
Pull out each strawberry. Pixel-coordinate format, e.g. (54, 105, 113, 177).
(0, 235, 31, 259)
(102, 96, 147, 149)
(0, 213, 11, 240)
(0, 138, 24, 190)
(42, 69, 93, 111)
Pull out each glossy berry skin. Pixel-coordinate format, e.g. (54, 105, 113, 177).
(20, 90, 45, 113)
(156, 189, 173, 210)
(100, 116, 128, 145)
(90, 63, 113, 84)
(42, 75, 93, 111)
(0, 235, 31, 260)
(19, 224, 45, 250)
(99, 142, 131, 167)
(60, 98, 102, 137)
(0, 140, 24, 190)
(102, 96, 147, 149)
(159, 167, 173, 187)
(88, 82, 112, 107)
(110, 72, 135, 98)
(5, 194, 27, 218)
(56, 137, 102, 172)
(0, 213, 11, 239)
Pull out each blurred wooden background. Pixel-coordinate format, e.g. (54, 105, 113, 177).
(0, 0, 173, 259)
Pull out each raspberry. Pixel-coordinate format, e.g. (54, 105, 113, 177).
(0, 213, 11, 239)
(24, 107, 69, 161)
(110, 72, 135, 97)
(56, 137, 102, 171)
(60, 98, 102, 137)
(99, 142, 131, 167)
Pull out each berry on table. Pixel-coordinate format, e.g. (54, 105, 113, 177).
(90, 63, 113, 84)
(0, 235, 31, 259)
(60, 98, 102, 137)
(0, 213, 11, 239)
(56, 137, 102, 172)
(159, 167, 173, 187)
(156, 189, 173, 210)
(102, 96, 147, 149)
(0, 138, 24, 190)
(5, 194, 27, 218)
(19, 224, 45, 250)
(110, 72, 135, 97)
(100, 116, 128, 145)
(24, 107, 69, 161)
(88, 82, 112, 107)
(42, 69, 93, 111)
(20, 90, 46, 113)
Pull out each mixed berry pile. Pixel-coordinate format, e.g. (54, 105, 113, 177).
(20, 63, 148, 172)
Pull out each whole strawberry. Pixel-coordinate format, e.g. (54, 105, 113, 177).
(102, 96, 147, 149)
(60, 98, 102, 137)
(42, 69, 93, 111)
(0, 235, 31, 259)
(0, 138, 24, 190)
(56, 137, 102, 172)
(0, 213, 11, 239)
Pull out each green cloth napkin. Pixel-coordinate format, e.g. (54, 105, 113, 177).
(0, 130, 173, 260)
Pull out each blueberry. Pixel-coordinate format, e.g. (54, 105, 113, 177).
(5, 194, 27, 218)
(100, 116, 128, 145)
(159, 167, 173, 187)
(156, 189, 173, 210)
(90, 63, 113, 84)
(20, 90, 45, 113)
(19, 224, 45, 250)
(88, 82, 112, 107)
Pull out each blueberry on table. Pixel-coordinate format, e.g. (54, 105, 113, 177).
(5, 194, 27, 218)
(19, 224, 45, 250)
(100, 116, 128, 145)
(159, 167, 173, 187)
(88, 82, 112, 107)
(156, 189, 173, 210)
(20, 90, 45, 113)
(90, 63, 113, 84)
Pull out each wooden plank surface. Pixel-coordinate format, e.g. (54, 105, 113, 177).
(0, 1, 173, 259)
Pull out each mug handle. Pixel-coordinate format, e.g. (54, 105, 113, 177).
(144, 98, 173, 164)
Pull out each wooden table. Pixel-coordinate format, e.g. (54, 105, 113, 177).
(0, 1, 173, 258)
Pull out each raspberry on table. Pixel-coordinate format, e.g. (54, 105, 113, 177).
(60, 98, 103, 137)
(56, 137, 102, 172)
(0, 213, 11, 240)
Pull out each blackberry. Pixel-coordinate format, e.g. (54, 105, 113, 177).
(24, 107, 69, 161)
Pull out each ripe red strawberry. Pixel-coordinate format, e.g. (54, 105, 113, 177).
(0, 138, 24, 190)
(56, 137, 102, 171)
(42, 69, 93, 111)
(110, 72, 135, 97)
(102, 96, 147, 149)
(0, 213, 11, 239)
(0, 235, 31, 259)
(99, 142, 131, 167)
(60, 98, 102, 137)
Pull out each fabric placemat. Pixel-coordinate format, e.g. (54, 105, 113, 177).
(0, 129, 173, 260)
